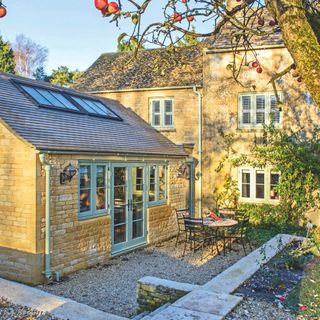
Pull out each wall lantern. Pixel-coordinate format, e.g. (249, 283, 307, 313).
(60, 163, 77, 185)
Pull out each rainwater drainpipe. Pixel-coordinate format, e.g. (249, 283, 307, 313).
(39, 153, 52, 280)
(193, 86, 203, 217)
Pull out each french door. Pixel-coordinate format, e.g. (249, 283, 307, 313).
(111, 163, 147, 254)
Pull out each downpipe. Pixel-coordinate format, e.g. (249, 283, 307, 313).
(193, 86, 203, 217)
(39, 153, 52, 281)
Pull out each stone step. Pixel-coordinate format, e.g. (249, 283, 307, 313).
(131, 311, 150, 320)
(141, 303, 171, 319)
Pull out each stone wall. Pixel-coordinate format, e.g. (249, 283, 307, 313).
(202, 46, 320, 210)
(137, 276, 199, 313)
(0, 123, 41, 284)
(37, 155, 185, 279)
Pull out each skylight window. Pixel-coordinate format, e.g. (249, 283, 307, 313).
(70, 96, 119, 118)
(20, 85, 79, 111)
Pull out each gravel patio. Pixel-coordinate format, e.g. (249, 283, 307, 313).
(39, 238, 249, 318)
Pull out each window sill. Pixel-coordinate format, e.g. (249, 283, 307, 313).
(237, 125, 282, 132)
(239, 198, 280, 205)
(153, 127, 176, 132)
(78, 211, 109, 221)
(148, 200, 167, 208)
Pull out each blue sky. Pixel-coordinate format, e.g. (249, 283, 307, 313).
(0, 0, 164, 72)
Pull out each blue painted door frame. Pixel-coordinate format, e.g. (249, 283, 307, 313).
(111, 162, 147, 255)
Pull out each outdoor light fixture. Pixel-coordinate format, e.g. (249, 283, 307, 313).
(60, 163, 77, 185)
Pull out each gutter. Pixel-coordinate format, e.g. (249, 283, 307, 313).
(206, 44, 286, 54)
(193, 86, 203, 217)
(39, 153, 52, 281)
(87, 85, 202, 95)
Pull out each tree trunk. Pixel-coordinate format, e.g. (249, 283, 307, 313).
(267, 0, 320, 107)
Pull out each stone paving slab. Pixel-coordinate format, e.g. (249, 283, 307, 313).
(203, 234, 302, 294)
(173, 289, 242, 317)
(0, 277, 126, 320)
(144, 306, 223, 320)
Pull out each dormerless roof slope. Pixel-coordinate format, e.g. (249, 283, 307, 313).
(74, 45, 204, 92)
(0, 72, 186, 157)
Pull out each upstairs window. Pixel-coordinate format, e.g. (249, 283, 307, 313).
(150, 98, 174, 128)
(238, 93, 282, 129)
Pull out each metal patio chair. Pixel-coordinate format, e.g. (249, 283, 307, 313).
(175, 208, 190, 246)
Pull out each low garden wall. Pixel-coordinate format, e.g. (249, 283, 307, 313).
(137, 276, 199, 313)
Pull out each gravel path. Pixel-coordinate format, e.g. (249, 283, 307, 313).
(39, 238, 248, 318)
(0, 297, 60, 320)
(226, 297, 295, 320)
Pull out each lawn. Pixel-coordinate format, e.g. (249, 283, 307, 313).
(285, 257, 320, 319)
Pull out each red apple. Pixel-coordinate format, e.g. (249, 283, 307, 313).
(182, 0, 187, 3)
(108, 1, 119, 13)
(269, 20, 276, 27)
(0, 6, 7, 18)
(256, 67, 263, 73)
(101, 7, 108, 16)
(252, 61, 259, 68)
(94, 0, 108, 10)
(171, 13, 183, 22)
(187, 15, 194, 22)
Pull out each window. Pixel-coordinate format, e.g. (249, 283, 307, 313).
(239, 168, 280, 202)
(15, 81, 122, 120)
(150, 98, 174, 128)
(239, 93, 282, 128)
(148, 164, 167, 205)
(20, 85, 80, 111)
(70, 96, 120, 119)
(79, 163, 108, 219)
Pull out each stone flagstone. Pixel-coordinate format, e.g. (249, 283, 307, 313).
(173, 289, 242, 317)
(144, 306, 223, 320)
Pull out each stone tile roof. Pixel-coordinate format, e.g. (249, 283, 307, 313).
(0, 72, 186, 157)
(74, 45, 204, 92)
(204, 14, 284, 50)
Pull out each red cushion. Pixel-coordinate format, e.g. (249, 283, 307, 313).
(210, 212, 223, 221)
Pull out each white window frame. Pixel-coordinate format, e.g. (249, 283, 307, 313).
(238, 92, 282, 129)
(238, 167, 280, 203)
(149, 98, 174, 129)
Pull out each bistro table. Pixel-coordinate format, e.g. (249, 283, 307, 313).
(203, 218, 238, 228)
(203, 218, 238, 255)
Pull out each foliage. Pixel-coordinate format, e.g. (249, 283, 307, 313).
(176, 26, 201, 47)
(117, 39, 145, 52)
(0, 36, 15, 74)
(33, 66, 50, 82)
(284, 257, 320, 318)
(49, 66, 83, 87)
(212, 174, 239, 209)
(13, 34, 48, 78)
(233, 126, 320, 223)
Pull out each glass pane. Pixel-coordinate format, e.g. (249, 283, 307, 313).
(242, 112, 251, 124)
(73, 97, 95, 113)
(114, 167, 126, 186)
(80, 190, 91, 212)
(36, 89, 66, 108)
(270, 95, 280, 124)
(256, 172, 265, 199)
(241, 171, 250, 198)
(114, 206, 126, 225)
(80, 166, 91, 188)
(242, 96, 251, 110)
(153, 114, 160, 126)
(159, 165, 166, 200)
(132, 220, 143, 239)
(133, 203, 143, 221)
(152, 101, 160, 113)
(96, 166, 106, 188)
(93, 101, 117, 117)
(132, 167, 144, 203)
(84, 99, 106, 115)
(165, 100, 172, 113)
(114, 224, 126, 244)
(270, 173, 280, 200)
(21, 86, 50, 105)
(165, 114, 173, 126)
(51, 92, 79, 110)
(149, 166, 156, 202)
(96, 187, 106, 210)
(114, 186, 126, 205)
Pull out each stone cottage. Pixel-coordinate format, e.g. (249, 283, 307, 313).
(0, 72, 187, 284)
(75, 24, 320, 218)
